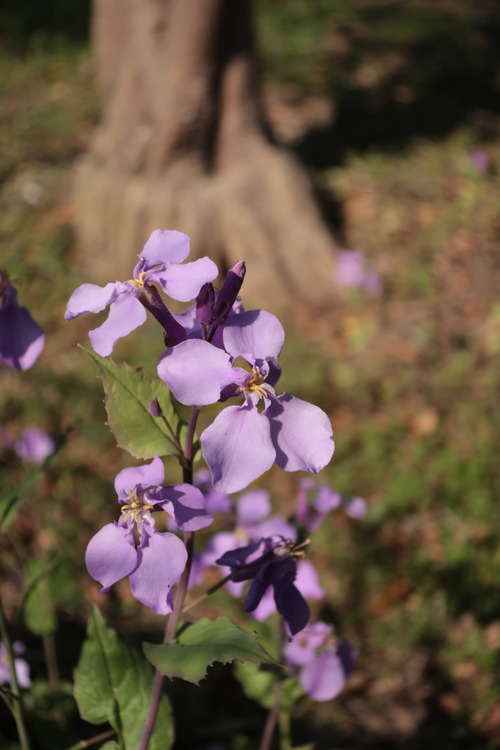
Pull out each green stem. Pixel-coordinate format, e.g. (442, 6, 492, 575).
(259, 680, 281, 750)
(0, 597, 31, 750)
(137, 405, 200, 750)
(63, 728, 116, 750)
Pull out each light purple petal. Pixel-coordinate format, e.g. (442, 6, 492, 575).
(141, 229, 191, 264)
(267, 394, 334, 473)
(157, 257, 219, 302)
(284, 622, 334, 667)
(0, 301, 44, 370)
(201, 404, 276, 493)
(223, 310, 285, 363)
(89, 294, 147, 356)
(345, 497, 367, 519)
(65, 282, 121, 319)
(114, 457, 165, 498)
(300, 651, 347, 701)
(158, 339, 236, 406)
(14, 658, 31, 688)
(250, 587, 275, 621)
(295, 560, 325, 600)
(85, 523, 138, 592)
(237, 490, 271, 526)
(129, 529, 187, 614)
(153, 484, 213, 531)
(15, 428, 54, 463)
(250, 515, 297, 542)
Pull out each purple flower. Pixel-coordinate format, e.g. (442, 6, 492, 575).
(295, 479, 366, 532)
(0, 641, 31, 689)
(0, 271, 44, 370)
(65, 230, 218, 356)
(333, 250, 381, 297)
(470, 148, 489, 174)
(85, 457, 212, 614)
(158, 309, 334, 492)
(15, 427, 54, 463)
(216, 535, 310, 635)
(252, 559, 324, 622)
(284, 621, 356, 701)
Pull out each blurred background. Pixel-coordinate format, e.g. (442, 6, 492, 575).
(1, 1, 500, 748)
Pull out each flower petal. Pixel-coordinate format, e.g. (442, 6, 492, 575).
(201, 404, 275, 493)
(295, 560, 325, 600)
(141, 229, 191, 264)
(299, 643, 356, 701)
(152, 483, 213, 531)
(223, 310, 285, 363)
(114, 456, 165, 498)
(158, 339, 235, 406)
(129, 529, 187, 614)
(157, 258, 218, 302)
(85, 523, 138, 592)
(89, 294, 147, 356)
(237, 489, 271, 525)
(65, 282, 121, 319)
(0, 296, 44, 370)
(267, 393, 334, 473)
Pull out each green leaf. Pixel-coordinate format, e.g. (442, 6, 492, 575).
(74, 607, 173, 750)
(83, 348, 186, 459)
(234, 661, 304, 710)
(143, 617, 277, 685)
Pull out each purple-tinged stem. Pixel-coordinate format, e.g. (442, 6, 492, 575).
(137, 405, 200, 750)
(259, 680, 282, 750)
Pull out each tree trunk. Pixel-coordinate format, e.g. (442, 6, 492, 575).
(73, 0, 337, 313)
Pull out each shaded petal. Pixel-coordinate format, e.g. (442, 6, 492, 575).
(250, 587, 276, 621)
(157, 258, 219, 302)
(201, 404, 275, 493)
(65, 282, 121, 319)
(300, 643, 356, 701)
(85, 523, 138, 592)
(267, 393, 334, 473)
(237, 489, 271, 526)
(141, 229, 191, 264)
(0, 300, 44, 370)
(89, 294, 147, 356)
(153, 483, 213, 531)
(284, 622, 334, 667)
(129, 529, 187, 615)
(114, 456, 164, 498)
(223, 310, 285, 363)
(275, 581, 310, 636)
(158, 339, 235, 406)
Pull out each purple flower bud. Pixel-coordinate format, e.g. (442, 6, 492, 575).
(0, 271, 44, 370)
(213, 261, 246, 327)
(148, 398, 163, 418)
(195, 283, 215, 325)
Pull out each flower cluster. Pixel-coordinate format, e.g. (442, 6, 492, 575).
(0, 271, 44, 370)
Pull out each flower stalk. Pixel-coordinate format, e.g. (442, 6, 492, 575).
(0, 597, 31, 750)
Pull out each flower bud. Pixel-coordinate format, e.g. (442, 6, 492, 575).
(148, 397, 163, 418)
(213, 261, 246, 327)
(195, 283, 215, 325)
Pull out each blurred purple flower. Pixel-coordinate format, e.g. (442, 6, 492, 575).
(0, 271, 44, 370)
(0, 641, 31, 688)
(333, 250, 381, 297)
(284, 621, 356, 701)
(295, 478, 366, 532)
(15, 428, 54, 463)
(158, 309, 334, 492)
(65, 230, 218, 356)
(216, 535, 310, 635)
(85, 457, 212, 614)
(470, 148, 489, 174)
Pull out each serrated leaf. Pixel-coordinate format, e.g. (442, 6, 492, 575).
(74, 607, 173, 750)
(83, 348, 186, 459)
(143, 617, 276, 685)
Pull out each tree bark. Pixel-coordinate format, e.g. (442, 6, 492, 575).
(73, 0, 337, 313)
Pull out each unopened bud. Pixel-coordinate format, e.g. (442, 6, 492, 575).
(195, 283, 215, 325)
(148, 397, 163, 418)
(214, 261, 246, 326)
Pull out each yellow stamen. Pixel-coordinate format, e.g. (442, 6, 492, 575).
(120, 487, 154, 524)
(241, 366, 269, 400)
(129, 270, 147, 289)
